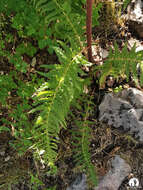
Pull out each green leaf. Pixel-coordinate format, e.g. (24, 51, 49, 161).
(38, 39, 47, 49)
(0, 126, 11, 132)
(27, 26, 36, 36)
(63, 1, 71, 13)
(123, 0, 131, 10)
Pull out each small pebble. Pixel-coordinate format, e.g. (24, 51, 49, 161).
(5, 156, 10, 162)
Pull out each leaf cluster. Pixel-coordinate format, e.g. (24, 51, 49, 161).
(98, 43, 143, 86)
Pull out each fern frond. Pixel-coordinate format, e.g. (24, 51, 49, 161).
(29, 0, 85, 48)
(29, 43, 87, 172)
(98, 43, 143, 86)
(71, 95, 98, 186)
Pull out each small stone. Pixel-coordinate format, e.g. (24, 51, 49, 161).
(66, 173, 87, 190)
(5, 156, 10, 162)
(0, 151, 5, 156)
(136, 46, 143, 52)
(127, 0, 143, 38)
(94, 155, 131, 190)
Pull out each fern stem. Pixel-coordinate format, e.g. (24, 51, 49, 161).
(86, 0, 93, 62)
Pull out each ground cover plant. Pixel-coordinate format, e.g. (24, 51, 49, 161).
(1, 0, 143, 189)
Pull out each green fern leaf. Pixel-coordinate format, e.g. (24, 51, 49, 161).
(71, 95, 98, 186)
(98, 43, 143, 86)
(29, 0, 85, 47)
(29, 43, 85, 173)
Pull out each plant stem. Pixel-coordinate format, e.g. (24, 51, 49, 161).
(86, 0, 93, 62)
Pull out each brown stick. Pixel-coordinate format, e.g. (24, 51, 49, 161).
(86, 0, 93, 62)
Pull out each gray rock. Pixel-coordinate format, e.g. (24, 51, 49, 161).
(5, 156, 10, 162)
(99, 88, 143, 142)
(0, 151, 5, 156)
(127, 0, 143, 38)
(0, 146, 6, 156)
(66, 173, 87, 190)
(94, 155, 131, 190)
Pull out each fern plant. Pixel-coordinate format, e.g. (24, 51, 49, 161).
(29, 42, 87, 173)
(98, 43, 143, 86)
(71, 93, 98, 186)
(29, 0, 86, 48)
(0, 0, 138, 188)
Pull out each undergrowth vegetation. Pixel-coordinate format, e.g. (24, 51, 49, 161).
(1, 0, 142, 189)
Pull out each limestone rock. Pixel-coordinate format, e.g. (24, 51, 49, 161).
(94, 155, 131, 190)
(99, 88, 143, 142)
(127, 0, 143, 38)
(66, 173, 87, 190)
